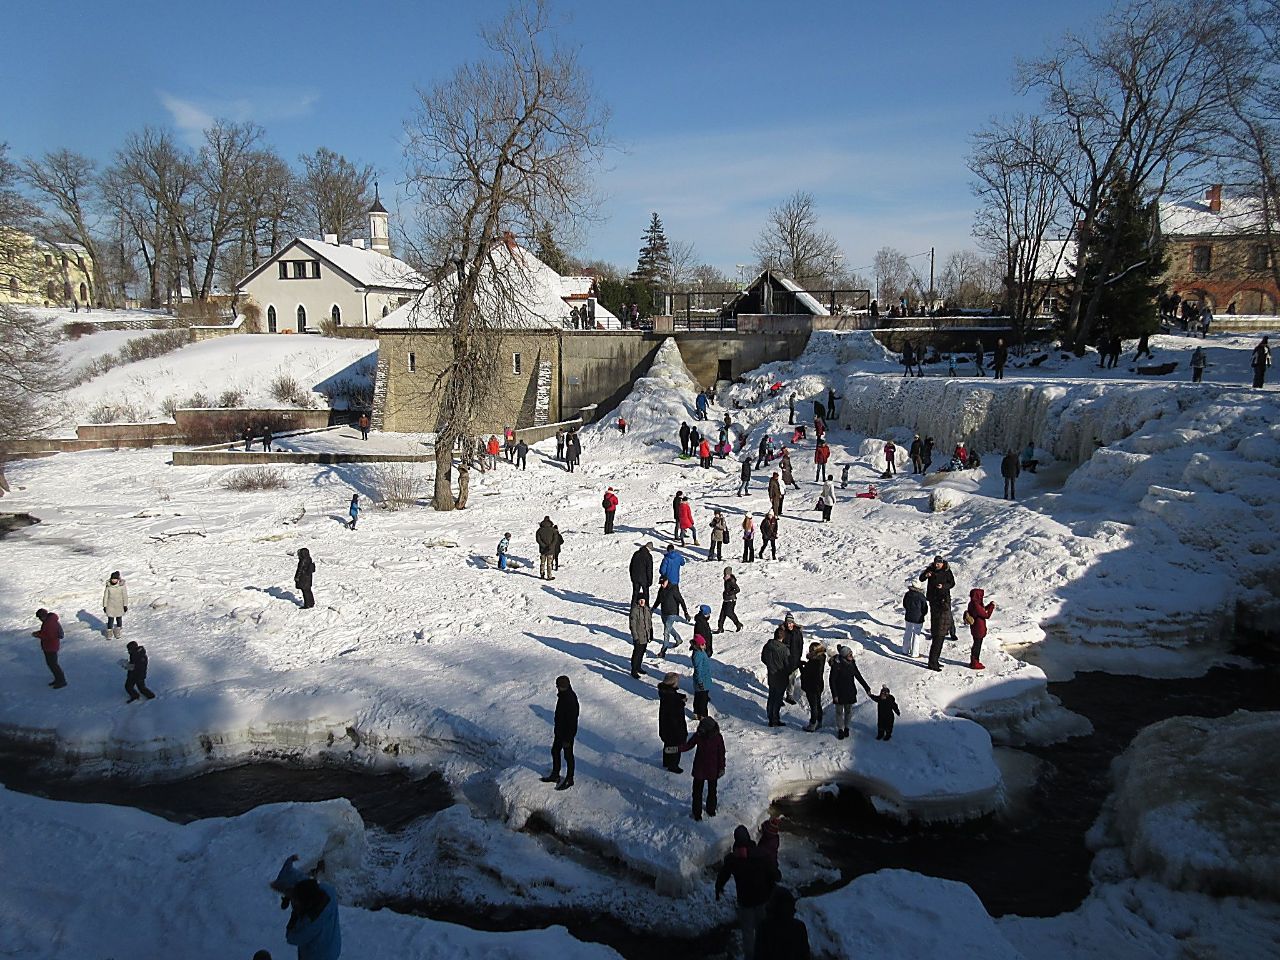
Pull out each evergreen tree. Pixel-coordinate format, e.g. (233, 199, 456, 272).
(534, 220, 572, 275)
(632, 212, 671, 286)
(1066, 179, 1167, 340)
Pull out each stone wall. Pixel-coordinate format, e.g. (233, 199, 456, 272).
(1165, 235, 1280, 313)
(172, 450, 432, 467)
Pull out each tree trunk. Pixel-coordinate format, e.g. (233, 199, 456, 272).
(431, 441, 456, 511)
(456, 462, 471, 509)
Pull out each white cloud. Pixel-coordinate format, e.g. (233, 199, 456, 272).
(157, 88, 320, 144)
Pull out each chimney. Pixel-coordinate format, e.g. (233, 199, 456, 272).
(1206, 184, 1222, 214)
(323, 233, 339, 245)
(352, 238, 366, 249)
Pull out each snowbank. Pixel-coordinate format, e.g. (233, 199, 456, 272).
(580, 337, 702, 460)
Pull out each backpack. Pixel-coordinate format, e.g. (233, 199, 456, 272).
(963, 609, 975, 626)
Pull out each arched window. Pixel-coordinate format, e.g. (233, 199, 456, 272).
(79, 282, 88, 302)
(297, 305, 307, 332)
(267, 305, 277, 333)
(330, 304, 341, 326)
(1191, 245, 1212, 273)
(46, 280, 56, 300)
(381, 304, 389, 318)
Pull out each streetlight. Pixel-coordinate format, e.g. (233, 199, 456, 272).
(736, 264, 747, 286)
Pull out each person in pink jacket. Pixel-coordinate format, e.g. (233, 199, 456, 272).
(33, 608, 66, 688)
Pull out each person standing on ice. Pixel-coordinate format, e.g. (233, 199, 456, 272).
(778, 613, 805, 705)
(965, 588, 995, 670)
(716, 826, 781, 960)
(768, 471, 784, 516)
(920, 555, 957, 671)
(284, 876, 341, 960)
(993, 337, 1008, 380)
(602, 486, 619, 534)
(738, 456, 752, 497)
(813, 439, 831, 482)
(540, 675, 578, 791)
(629, 596, 653, 678)
(123, 640, 155, 702)
(698, 436, 713, 469)
(1001, 450, 1020, 500)
(658, 672, 688, 772)
(565, 429, 582, 472)
(358, 412, 370, 440)
(781, 449, 799, 490)
(676, 494, 699, 545)
(908, 434, 924, 474)
(496, 532, 511, 572)
(691, 634, 713, 720)
(741, 513, 756, 563)
(902, 583, 928, 657)
(755, 887, 810, 960)
(679, 421, 692, 457)
(679, 716, 725, 821)
(1252, 336, 1271, 388)
(800, 642, 827, 732)
(660, 542, 686, 585)
(1189, 345, 1206, 382)
(696, 390, 709, 420)
(33, 608, 66, 688)
(883, 439, 897, 476)
(536, 517, 559, 581)
(761, 630, 791, 727)
(294, 548, 316, 609)
(817, 479, 835, 523)
(760, 510, 779, 560)
(514, 438, 528, 469)
(923, 436, 935, 471)
(871, 686, 901, 741)
(630, 542, 654, 604)
(555, 427, 565, 461)
(656, 575, 690, 657)
(347, 494, 360, 530)
(709, 510, 729, 561)
(829, 644, 872, 739)
(788, 392, 796, 424)
(717, 566, 743, 633)
(486, 435, 500, 470)
(102, 570, 128, 639)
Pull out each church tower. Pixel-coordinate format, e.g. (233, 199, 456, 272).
(368, 182, 390, 256)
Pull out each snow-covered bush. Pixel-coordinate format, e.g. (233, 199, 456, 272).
(269, 373, 313, 407)
(72, 327, 192, 385)
(372, 464, 425, 509)
(220, 467, 288, 492)
(217, 388, 245, 408)
(85, 399, 148, 424)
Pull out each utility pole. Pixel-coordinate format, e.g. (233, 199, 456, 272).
(928, 247, 935, 315)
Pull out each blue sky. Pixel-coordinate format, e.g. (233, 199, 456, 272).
(4, 0, 1117, 278)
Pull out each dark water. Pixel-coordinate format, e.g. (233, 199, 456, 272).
(774, 662, 1279, 917)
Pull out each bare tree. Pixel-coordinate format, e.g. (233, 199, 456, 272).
(873, 246, 914, 305)
(296, 147, 375, 243)
(402, 0, 608, 510)
(938, 250, 1002, 309)
(663, 238, 700, 288)
(0, 304, 66, 452)
(752, 190, 842, 285)
(193, 120, 265, 300)
(0, 144, 38, 293)
(21, 149, 114, 306)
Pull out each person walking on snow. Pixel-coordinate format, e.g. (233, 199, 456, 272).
(788, 392, 796, 425)
(102, 571, 128, 639)
(965, 588, 995, 670)
(679, 421, 692, 458)
(602, 487, 619, 534)
(555, 428, 565, 461)
(1001, 451, 1021, 500)
(738, 457, 752, 497)
(883, 439, 897, 476)
(1190, 345, 1206, 382)
(691, 634, 713, 720)
(679, 717, 726, 821)
(817, 479, 835, 522)
(536, 517, 560, 581)
(717, 566, 743, 633)
(920, 555, 957, 671)
(676, 495, 699, 545)
(655, 575, 690, 657)
(123, 640, 156, 702)
(1253, 336, 1271, 388)
(294, 548, 316, 609)
(814, 440, 831, 482)
(696, 391, 709, 420)
(33, 608, 66, 688)
(565, 430, 582, 472)
(826, 387, 838, 420)
(974, 339, 986, 376)
(829, 644, 872, 739)
(660, 543, 687, 585)
(693, 603, 715, 657)
(630, 597, 653, 678)
(716, 825, 781, 960)
(870, 686, 900, 741)
(756, 818, 781, 866)
(496, 532, 511, 572)
(504, 427, 515, 462)
(358, 412, 370, 440)
(801, 642, 827, 732)
(814, 415, 826, 442)
(761, 630, 791, 727)
(781, 450, 799, 490)
(760, 510, 779, 559)
(630, 542, 654, 604)
(768, 471, 784, 516)
(756, 434, 770, 469)
(515, 438, 528, 469)
(617, 416, 627, 435)
(741, 513, 756, 563)
(658, 673, 688, 772)
(540, 675, 578, 790)
(486, 435, 500, 469)
(902, 583, 928, 657)
(347, 494, 360, 530)
(709, 510, 729, 561)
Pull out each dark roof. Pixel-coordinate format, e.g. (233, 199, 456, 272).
(368, 196, 387, 214)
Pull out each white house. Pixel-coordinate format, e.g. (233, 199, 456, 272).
(236, 195, 423, 332)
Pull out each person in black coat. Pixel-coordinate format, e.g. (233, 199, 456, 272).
(923, 436, 935, 471)
(755, 887, 811, 960)
(294, 548, 315, 609)
(716, 826, 782, 958)
(123, 640, 156, 702)
(919, 556, 957, 670)
(909, 434, 924, 474)
(658, 673, 688, 772)
(828, 644, 872, 739)
(679, 422, 691, 457)
(993, 337, 1009, 379)
(1000, 450, 1021, 500)
(630, 542, 654, 604)
(778, 614, 804, 705)
(541, 675, 578, 790)
(717, 566, 743, 633)
(800, 643, 827, 732)
(871, 685, 901, 741)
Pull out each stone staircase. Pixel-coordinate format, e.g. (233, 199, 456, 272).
(534, 358, 553, 426)
(370, 355, 390, 430)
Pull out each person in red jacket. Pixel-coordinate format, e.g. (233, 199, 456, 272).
(965, 588, 995, 670)
(679, 716, 726, 820)
(698, 438, 712, 469)
(602, 487, 619, 534)
(33, 608, 66, 688)
(813, 440, 831, 482)
(676, 495, 699, 545)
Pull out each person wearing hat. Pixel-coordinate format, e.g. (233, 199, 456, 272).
(122, 640, 156, 702)
(709, 509, 730, 561)
(760, 630, 791, 727)
(777, 614, 804, 705)
(694, 604, 714, 656)
(756, 818, 781, 865)
(655, 575, 690, 657)
(828, 645, 872, 739)
(540, 675, 578, 790)
(901, 583, 928, 657)
(602, 486, 619, 534)
(678, 716, 726, 821)
(716, 567, 743, 633)
(754, 886, 810, 960)
(760, 510, 779, 560)
(33, 608, 66, 688)
(919, 555, 957, 671)
(691, 634, 714, 720)
(870, 685, 901, 741)
(629, 542, 654, 605)
(629, 596, 653, 678)
(800, 642, 828, 732)
(102, 570, 128, 639)
(657, 673, 688, 772)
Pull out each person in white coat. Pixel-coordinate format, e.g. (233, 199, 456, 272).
(103, 571, 128, 639)
(817, 480, 835, 523)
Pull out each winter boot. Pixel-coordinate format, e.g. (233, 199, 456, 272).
(112, 627, 122, 639)
(540, 772, 560, 783)
(555, 777, 574, 791)
(971, 660, 985, 670)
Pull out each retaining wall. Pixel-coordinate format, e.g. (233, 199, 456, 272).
(172, 450, 433, 466)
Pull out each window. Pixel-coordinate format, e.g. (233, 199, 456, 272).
(382, 305, 389, 318)
(76, 256, 84, 270)
(512, 352, 522, 375)
(1251, 244, 1270, 271)
(278, 262, 288, 280)
(297, 305, 307, 331)
(1191, 245, 1212, 273)
(79, 282, 88, 302)
(292, 261, 307, 279)
(310, 260, 321, 278)
(330, 304, 341, 326)
(267, 306, 277, 332)
(44, 254, 53, 267)
(408, 352, 417, 372)
(46, 280, 56, 300)
(8, 277, 17, 294)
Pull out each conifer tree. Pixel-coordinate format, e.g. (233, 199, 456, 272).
(632, 212, 671, 285)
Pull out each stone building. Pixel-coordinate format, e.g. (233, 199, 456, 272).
(1161, 186, 1278, 315)
(0, 229, 96, 307)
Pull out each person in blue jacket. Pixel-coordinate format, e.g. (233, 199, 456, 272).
(346, 494, 360, 530)
(284, 877, 341, 960)
(659, 543, 686, 586)
(691, 633, 714, 720)
(695, 390, 709, 420)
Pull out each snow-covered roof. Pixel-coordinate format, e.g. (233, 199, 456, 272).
(292, 238, 422, 290)
(1033, 239, 1075, 281)
(774, 273, 831, 316)
(560, 276, 596, 299)
(1158, 194, 1267, 237)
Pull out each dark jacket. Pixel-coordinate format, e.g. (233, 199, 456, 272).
(658, 684, 688, 745)
(800, 653, 826, 696)
(694, 611, 713, 641)
(909, 437, 923, 459)
(536, 519, 560, 555)
(679, 423, 691, 446)
(829, 655, 871, 704)
(872, 693, 901, 725)
(656, 582, 689, 619)
(760, 637, 790, 676)
(722, 574, 740, 603)
(994, 342, 1009, 367)
(715, 843, 780, 908)
(768, 475, 783, 500)
(1001, 453, 1020, 479)
(778, 623, 804, 672)
(672, 494, 683, 523)
(967, 588, 994, 640)
(679, 725, 726, 780)
(629, 546, 653, 588)
(630, 603, 653, 645)
(741, 459, 752, 480)
(294, 552, 315, 588)
(919, 563, 955, 603)
(903, 587, 928, 624)
(554, 688, 579, 740)
(127, 644, 149, 679)
(755, 889, 811, 960)
(761, 515, 778, 541)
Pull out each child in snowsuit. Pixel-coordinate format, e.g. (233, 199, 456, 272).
(497, 532, 511, 571)
(871, 686, 900, 740)
(123, 640, 156, 702)
(965, 588, 995, 670)
(347, 494, 360, 530)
